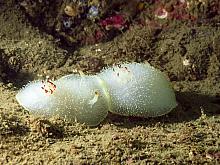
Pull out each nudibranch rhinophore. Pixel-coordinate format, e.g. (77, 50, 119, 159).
(16, 62, 177, 126)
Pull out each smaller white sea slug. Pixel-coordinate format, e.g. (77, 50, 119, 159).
(16, 62, 177, 126)
(99, 63, 177, 117)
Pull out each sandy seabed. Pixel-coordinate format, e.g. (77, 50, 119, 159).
(0, 0, 220, 164)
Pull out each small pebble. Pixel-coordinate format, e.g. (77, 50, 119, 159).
(63, 19, 72, 28)
(87, 6, 99, 19)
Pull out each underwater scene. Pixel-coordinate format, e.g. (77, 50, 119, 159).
(0, 0, 220, 164)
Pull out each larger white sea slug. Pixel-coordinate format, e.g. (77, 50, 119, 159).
(16, 75, 110, 126)
(16, 62, 177, 126)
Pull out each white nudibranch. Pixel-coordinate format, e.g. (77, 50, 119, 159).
(16, 62, 177, 126)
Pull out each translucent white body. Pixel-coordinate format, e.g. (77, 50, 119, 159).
(16, 75, 110, 126)
(16, 62, 177, 126)
(99, 63, 177, 117)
